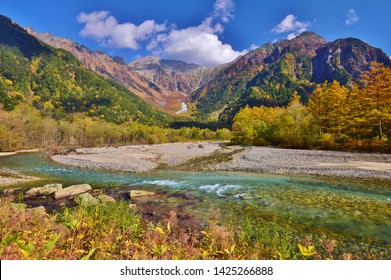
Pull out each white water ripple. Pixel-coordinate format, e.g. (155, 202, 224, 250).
(140, 180, 188, 187)
(199, 184, 243, 197)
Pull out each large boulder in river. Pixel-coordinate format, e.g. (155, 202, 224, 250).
(98, 194, 116, 204)
(54, 184, 92, 200)
(26, 184, 62, 198)
(129, 190, 156, 199)
(75, 193, 98, 206)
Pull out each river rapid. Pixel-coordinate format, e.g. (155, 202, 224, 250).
(1, 152, 390, 248)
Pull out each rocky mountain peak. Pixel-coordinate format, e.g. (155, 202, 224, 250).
(128, 56, 162, 70)
(160, 59, 202, 72)
(128, 56, 203, 73)
(295, 31, 328, 43)
(113, 56, 127, 65)
(271, 31, 328, 59)
(128, 56, 218, 94)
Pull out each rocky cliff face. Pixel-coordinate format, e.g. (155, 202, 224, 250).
(312, 37, 391, 83)
(128, 56, 219, 94)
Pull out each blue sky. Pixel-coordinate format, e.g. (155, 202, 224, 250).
(1, 0, 390, 66)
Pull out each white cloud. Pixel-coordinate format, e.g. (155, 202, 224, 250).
(77, 11, 166, 49)
(345, 9, 359, 26)
(272, 14, 310, 40)
(77, 0, 245, 66)
(148, 0, 245, 66)
(213, 0, 235, 23)
(149, 25, 245, 66)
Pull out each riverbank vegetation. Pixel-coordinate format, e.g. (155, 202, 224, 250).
(0, 35, 231, 152)
(1, 197, 387, 260)
(232, 62, 390, 152)
(1, 61, 389, 153)
(0, 104, 231, 151)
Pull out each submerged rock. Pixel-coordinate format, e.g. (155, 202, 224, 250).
(26, 183, 62, 198)
(170, 192, 196, 200)
(129, 190, 156, 199)
(54, 184, 92, 200)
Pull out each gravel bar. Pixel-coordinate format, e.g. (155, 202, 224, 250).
(211, 146, 391, 179)
(51, 143, 391, 179)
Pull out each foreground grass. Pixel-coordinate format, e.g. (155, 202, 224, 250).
(0, 197, 387, 260)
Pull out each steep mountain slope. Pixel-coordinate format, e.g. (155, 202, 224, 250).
(128, 56, 219, 94)
(24, 27, 186, 114)
(312, 37, 391, 84)
(190, 32, 391, 123)
(0, 15, 170, 125)
(19, 23, 391, 125)
(25, 28, 219, 114)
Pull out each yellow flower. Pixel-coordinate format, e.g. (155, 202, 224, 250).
(298, 244, 316, 257)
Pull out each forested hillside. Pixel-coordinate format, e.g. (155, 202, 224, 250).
(0, 15, 232, 151)
(0, 15, 169, 125)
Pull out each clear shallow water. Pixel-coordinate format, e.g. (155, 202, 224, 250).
(1, 152, 391, 242)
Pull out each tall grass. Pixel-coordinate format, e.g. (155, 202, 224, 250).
(0, 197, 387, 260)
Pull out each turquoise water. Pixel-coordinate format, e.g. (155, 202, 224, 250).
(1, 152, 391, 242)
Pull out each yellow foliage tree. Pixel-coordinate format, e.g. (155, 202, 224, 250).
(308, 81, 349, 135)
(359, 62, 391, 139)
(232, 105, 280, 145)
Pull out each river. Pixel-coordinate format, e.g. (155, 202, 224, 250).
(1, 152, 390, 245)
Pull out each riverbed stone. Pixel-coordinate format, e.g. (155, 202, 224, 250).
(40, 183, 63, 195)
(98, 194, 116, 204)
(129, 190, 156, 199)
(54, 184, 92, 200)
(75, 193, 98, 206)
(2, 187, 21, 196)
(26, 183, 62, 198)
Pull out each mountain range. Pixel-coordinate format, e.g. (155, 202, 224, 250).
(190, 32, 391, 122)
(25, 27, 221, 115)
(2, 14, 391, 126)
